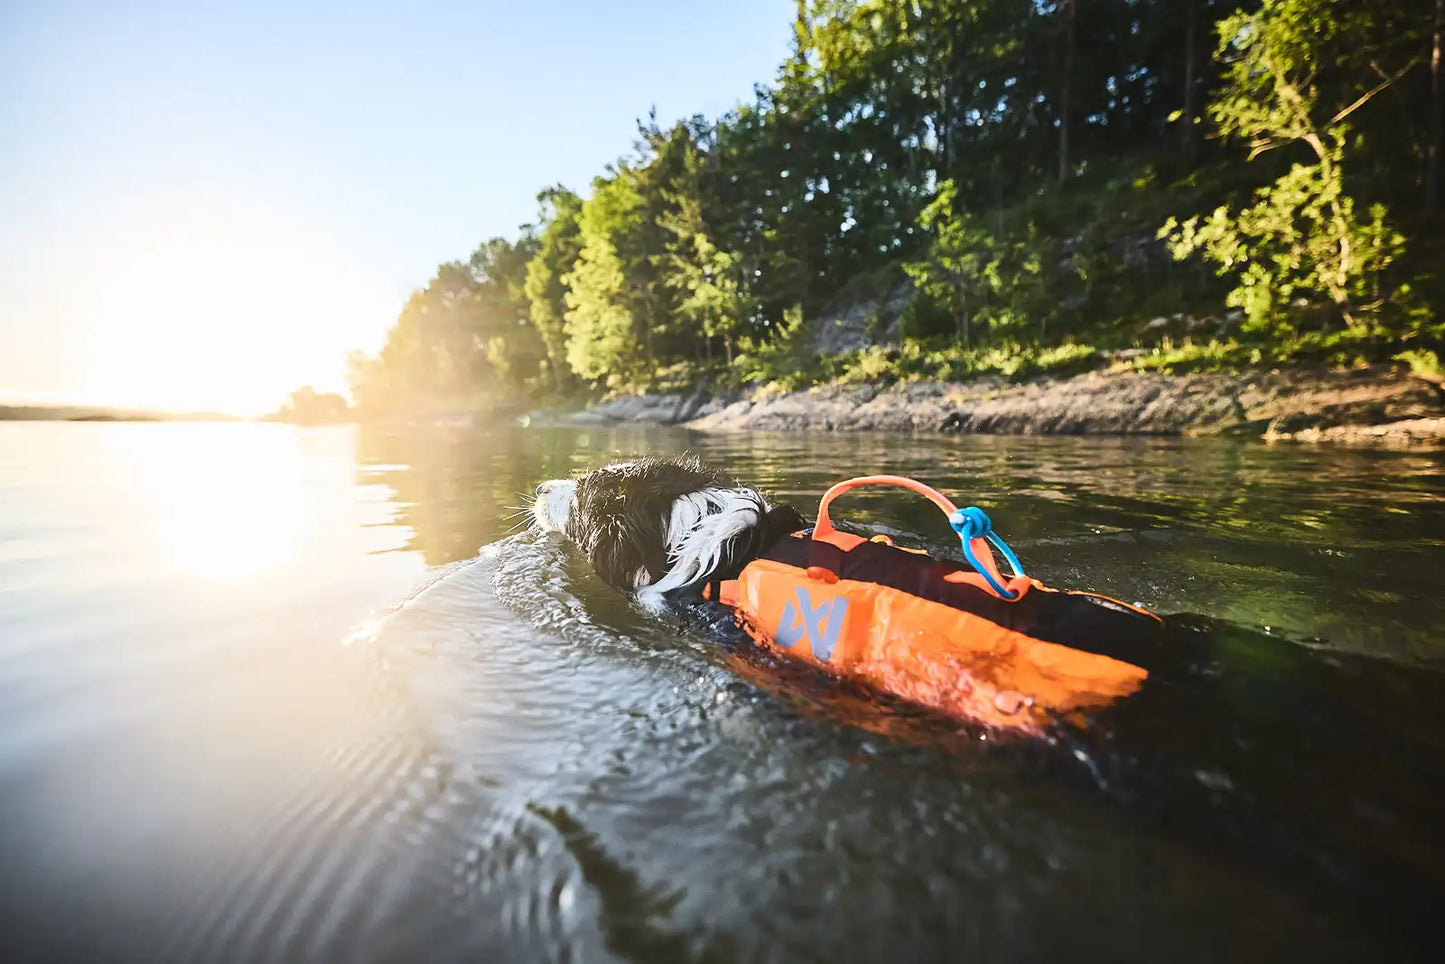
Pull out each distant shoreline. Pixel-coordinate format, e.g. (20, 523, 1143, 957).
(0, 405, 244, 423)
(18, 363, 1442, 445)
(528, 364, 1445, 446)
(0, 405, 355, 424)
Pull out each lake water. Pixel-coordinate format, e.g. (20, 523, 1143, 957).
(1, 421, 1443, 963)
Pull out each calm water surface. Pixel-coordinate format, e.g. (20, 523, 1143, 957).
(1, 421, 1443, 963)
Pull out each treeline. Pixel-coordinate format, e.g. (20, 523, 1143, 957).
(349, 0, 1445, 416)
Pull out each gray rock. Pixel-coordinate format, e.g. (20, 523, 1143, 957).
(684, 366, 1444, 442)
(536, 366, 1444, 445)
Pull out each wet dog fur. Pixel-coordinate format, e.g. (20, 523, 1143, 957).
(531, 455, 803, 608)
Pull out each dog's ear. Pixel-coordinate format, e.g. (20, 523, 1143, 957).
(584, 507, 672, 590)
(568, 464, 681, 590)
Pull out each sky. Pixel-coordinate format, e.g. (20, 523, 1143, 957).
(0, 0, 794, 414)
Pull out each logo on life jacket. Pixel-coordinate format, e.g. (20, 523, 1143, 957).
(774, 586, 850, 661)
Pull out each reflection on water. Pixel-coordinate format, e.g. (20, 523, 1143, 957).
(362, 423, 1445, 659)
(107, 424, 314, 579)
(1, 421, 1443, 963)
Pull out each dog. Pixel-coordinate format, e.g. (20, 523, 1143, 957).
(532, 455, 1161, 730)
(531, 455, 803, 610)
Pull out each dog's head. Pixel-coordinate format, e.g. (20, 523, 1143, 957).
(532, 455, 803, 604)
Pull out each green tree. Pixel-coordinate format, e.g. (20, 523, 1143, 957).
(524, 186, 584, 393)
(1160, 0, 1409, 332)
(905, 181, 996, 347)
(905, 180, 1057, 347)
(469, 234, 544, 391)
(349, 0, 1444, 408)
(276, 386, 351, 424)
(563, 171, 660, 386)
(346, 235, 541, 416)
(657, 139, 753, 365)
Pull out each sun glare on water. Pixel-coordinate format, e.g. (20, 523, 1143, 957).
(112, 425, 312, 582)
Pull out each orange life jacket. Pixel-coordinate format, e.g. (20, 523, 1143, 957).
(708, 476, 1162, 731)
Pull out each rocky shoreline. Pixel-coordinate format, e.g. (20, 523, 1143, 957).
(533, 365, 1445, 444)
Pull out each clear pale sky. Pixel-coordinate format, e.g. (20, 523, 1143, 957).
(0, 0, 793, 413)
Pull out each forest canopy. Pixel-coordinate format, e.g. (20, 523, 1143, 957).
(349, 0, 1445, 418)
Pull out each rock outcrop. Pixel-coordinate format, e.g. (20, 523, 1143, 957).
(537, 366, 1445, 444)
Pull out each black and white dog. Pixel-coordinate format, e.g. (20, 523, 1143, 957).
(531, 456, 803, 609)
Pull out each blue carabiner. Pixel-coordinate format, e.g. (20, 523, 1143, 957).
(948, 506, 1026, 600)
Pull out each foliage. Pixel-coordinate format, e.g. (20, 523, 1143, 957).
(1121, 338, 1257, 373)
(1161, 160, 1404, 332)
(563, 172, 656, 387)
(524, 187, 584, 394)
(732, 305, 819, 392)
(904, 180, 1060, 347)
(275, 386, 351, 424)
(348, 235, 540, 415)
(657, 136, 754, 366)
(1159, 0, 1416, 334)
(828, 340, 1100, 385)
(1395, 349, 1445, 381)
(350, 0, 1442, 417)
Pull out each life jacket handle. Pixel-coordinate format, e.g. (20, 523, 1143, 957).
(813, 475, 961, 538)
(812, 475, 1025, 600)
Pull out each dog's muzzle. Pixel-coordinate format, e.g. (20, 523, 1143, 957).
(532, 479, 576, 532)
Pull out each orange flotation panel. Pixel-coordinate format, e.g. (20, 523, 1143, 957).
(713, 476, 1162, 731)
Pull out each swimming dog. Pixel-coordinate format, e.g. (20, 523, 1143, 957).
(531, 455, 804, 609)
(532, 455, 1162, 730)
